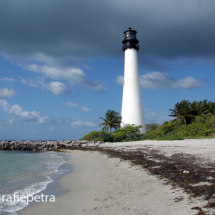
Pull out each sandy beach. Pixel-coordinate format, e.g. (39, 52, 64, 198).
(19, 139, 215, 215)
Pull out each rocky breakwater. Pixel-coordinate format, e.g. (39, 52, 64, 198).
(0, 140, 102, 151)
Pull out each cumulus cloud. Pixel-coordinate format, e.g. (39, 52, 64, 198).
(115, 76, 124, 85)
(70, 121, 97, 127)
(116, 72, 202, 90)
(0, 88, 17, 98)
(175, 77, 202, 89)
(46, 82, 70, 95)
(25, 64, 106, 92)
(140, 72, 202, 90)
(0, 100, 49, 123)
(21, 78, 71, 95)
(62, 102, 91, 112)
(0, 77, 15, 82)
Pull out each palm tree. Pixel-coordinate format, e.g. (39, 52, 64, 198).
(99, 110, 121, 132)
(191, 100, 209, 116)
(169, 100, 195, 125)
(208, 102, 215, 115)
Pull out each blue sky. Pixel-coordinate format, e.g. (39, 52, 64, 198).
(0, 0, 215, 140)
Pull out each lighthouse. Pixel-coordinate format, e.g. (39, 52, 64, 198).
(121, 27, 146, 133)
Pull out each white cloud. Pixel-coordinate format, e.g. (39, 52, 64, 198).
(46, 82, 70, 95)
(37, 116, 50, 124)
(25, 64, 107, 92)
(116, 72, 202, 90)
(175, 77, 202, 89)
(21, 78, 39, 87)
(29, 52, 55, 65)
(21, 78, 70, 95)
(25, 64, 82, 80)
(0, 100, 50, 123)
(115, 76, 124, 85)
(139, 72, 202, 90)
(62, 102, 91, 112)
(0, 77, 15, 82)
(70, 121, 97, 127)
(0, 88, 17, 98)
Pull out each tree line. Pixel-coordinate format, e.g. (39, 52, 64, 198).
(169, 100, 215, 125)
(81, 100, 215, 142)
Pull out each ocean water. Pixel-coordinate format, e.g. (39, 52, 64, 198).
(0, 151, 68, 214)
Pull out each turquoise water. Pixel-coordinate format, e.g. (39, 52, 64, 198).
(0, 151, 67, 214)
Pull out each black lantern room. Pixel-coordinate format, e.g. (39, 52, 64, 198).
(122, 27, 139, 51)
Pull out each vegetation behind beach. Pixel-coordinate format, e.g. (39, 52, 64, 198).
(80, 100, 215, 142)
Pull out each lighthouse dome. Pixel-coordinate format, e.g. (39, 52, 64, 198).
(122, 27, 139, 51)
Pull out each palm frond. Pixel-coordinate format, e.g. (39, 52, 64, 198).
(99, 110, 121, 132)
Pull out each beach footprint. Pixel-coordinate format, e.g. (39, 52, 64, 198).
(122, 207, 130, 211)
(82, 209, 88, 212)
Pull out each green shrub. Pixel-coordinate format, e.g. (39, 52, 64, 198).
(80, 107, 215, 142)
(141, 120, 215, 139)
(103, 132, 114, 142)
(141, 120, 181, 139)
(159, 120, 181, 133)
(194, 116, 206, 124)
(206, 115, 215, 129)
(80, 130, 105, 141)
(176, 122, 213, 137)
(145, 123, 159, 131)
(112, 124, 143, 142)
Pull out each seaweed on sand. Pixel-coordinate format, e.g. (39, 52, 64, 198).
(56, 145, 215, 213)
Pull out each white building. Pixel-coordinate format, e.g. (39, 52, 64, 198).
(121, 28, 146, 133)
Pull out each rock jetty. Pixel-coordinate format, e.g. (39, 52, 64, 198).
(0, 140, 103, 151)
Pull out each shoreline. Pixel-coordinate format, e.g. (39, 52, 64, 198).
(21, 153, 73, 208)
(19, 138, 215, 214)
(19, 139, 215, 214)
(19, 150, 110, 215)
(0, 151, 70, 215)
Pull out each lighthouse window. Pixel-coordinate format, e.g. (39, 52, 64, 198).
(125, 33, 136, 40)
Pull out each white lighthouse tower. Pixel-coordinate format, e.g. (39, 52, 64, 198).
(121, 27, 146, 133)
